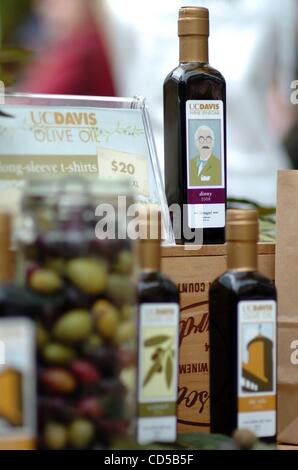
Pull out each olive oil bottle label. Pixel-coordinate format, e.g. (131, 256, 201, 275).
(0, 318, 36, 449)
(186, 100, 225, 229)
(137, 303, 179, 444)
(237, 300, 276, 437)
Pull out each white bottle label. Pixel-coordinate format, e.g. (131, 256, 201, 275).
(186, 100, 225, 229)
(137, 303, 179, 444)
(0, 318, 36, 449)
(237, 300, 276, 437)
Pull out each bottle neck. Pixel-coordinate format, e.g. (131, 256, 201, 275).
(0, 250, 12, 282)
(179, 35, 209, 63)
(139, 240, 161, 273)
(0, 221, 13, 283)
(227, 240, 258, 271)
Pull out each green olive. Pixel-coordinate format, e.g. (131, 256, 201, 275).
(68, 420, 95, 449)
(66, 258, 107, 294)
(121, 305, 135, 321)
(43, 343, 76, 365)
(107, 275, 135, 305)
(92, 300, 120, 336)
(115, 321, 136, 344)
(53, 310, 92, 343)
(44, 422, 68, 450)
(45, 257, 66, 274)
(233, 428, 257, 450)
(114, 250, 134, 274)
(83, 334, 103, 353)
(92, 300, 119, 321)
(30, 269, 63, 294)
(36, 323, 48, 350)
(95, 309, 119, 339)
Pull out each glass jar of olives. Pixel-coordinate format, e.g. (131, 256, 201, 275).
(16, 178, 136, 450)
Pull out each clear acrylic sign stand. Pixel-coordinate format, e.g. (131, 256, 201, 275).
(0, 93, 174, 244)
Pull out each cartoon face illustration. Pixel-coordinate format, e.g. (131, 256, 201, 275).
(195, 126, 215, 160)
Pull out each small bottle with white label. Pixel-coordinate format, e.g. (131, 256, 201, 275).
(137, 211, 180, 444)
(209, 209, 277, 442)
(0, 212, 36, 450)
(164, 6, 226, 244)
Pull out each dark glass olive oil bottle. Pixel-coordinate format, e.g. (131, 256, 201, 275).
(137, 211, 180, 444)
(164, 6, 226, 244)
(209, 210, 277, 442)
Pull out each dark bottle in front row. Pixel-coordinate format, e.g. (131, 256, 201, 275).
(209, 210, 277, 442)
(137, 211, 180, 444)
(164, 6, 226, 244)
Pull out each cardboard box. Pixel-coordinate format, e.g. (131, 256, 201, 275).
(161, 243, 275, 433)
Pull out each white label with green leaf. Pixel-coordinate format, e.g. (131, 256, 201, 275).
(137, 303, 179, 444)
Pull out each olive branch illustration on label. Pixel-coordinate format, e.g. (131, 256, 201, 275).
(143, 335, 174, 389)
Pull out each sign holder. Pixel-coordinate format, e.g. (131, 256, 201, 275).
(0, 93, 174, 244)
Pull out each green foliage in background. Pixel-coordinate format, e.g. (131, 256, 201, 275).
(111, 432, 276, 451)
(0, 47, 31, 84)
(0, 0, 32, 85)
(228, 198, 276, 242)
(0, 0, 31, 43)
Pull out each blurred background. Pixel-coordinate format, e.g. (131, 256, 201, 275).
(0, 0, 297, 206)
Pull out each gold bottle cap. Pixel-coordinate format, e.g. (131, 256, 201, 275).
(226, 209, 259, 242)
(0, 211, 12, 282)
(139, 209, 161, 272)
(178, 6, 209, 37)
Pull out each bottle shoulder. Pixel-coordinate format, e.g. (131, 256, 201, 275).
(138, 271, 179, 302)
(210, 270, 276, 299)
(164, 62, 226, 85)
